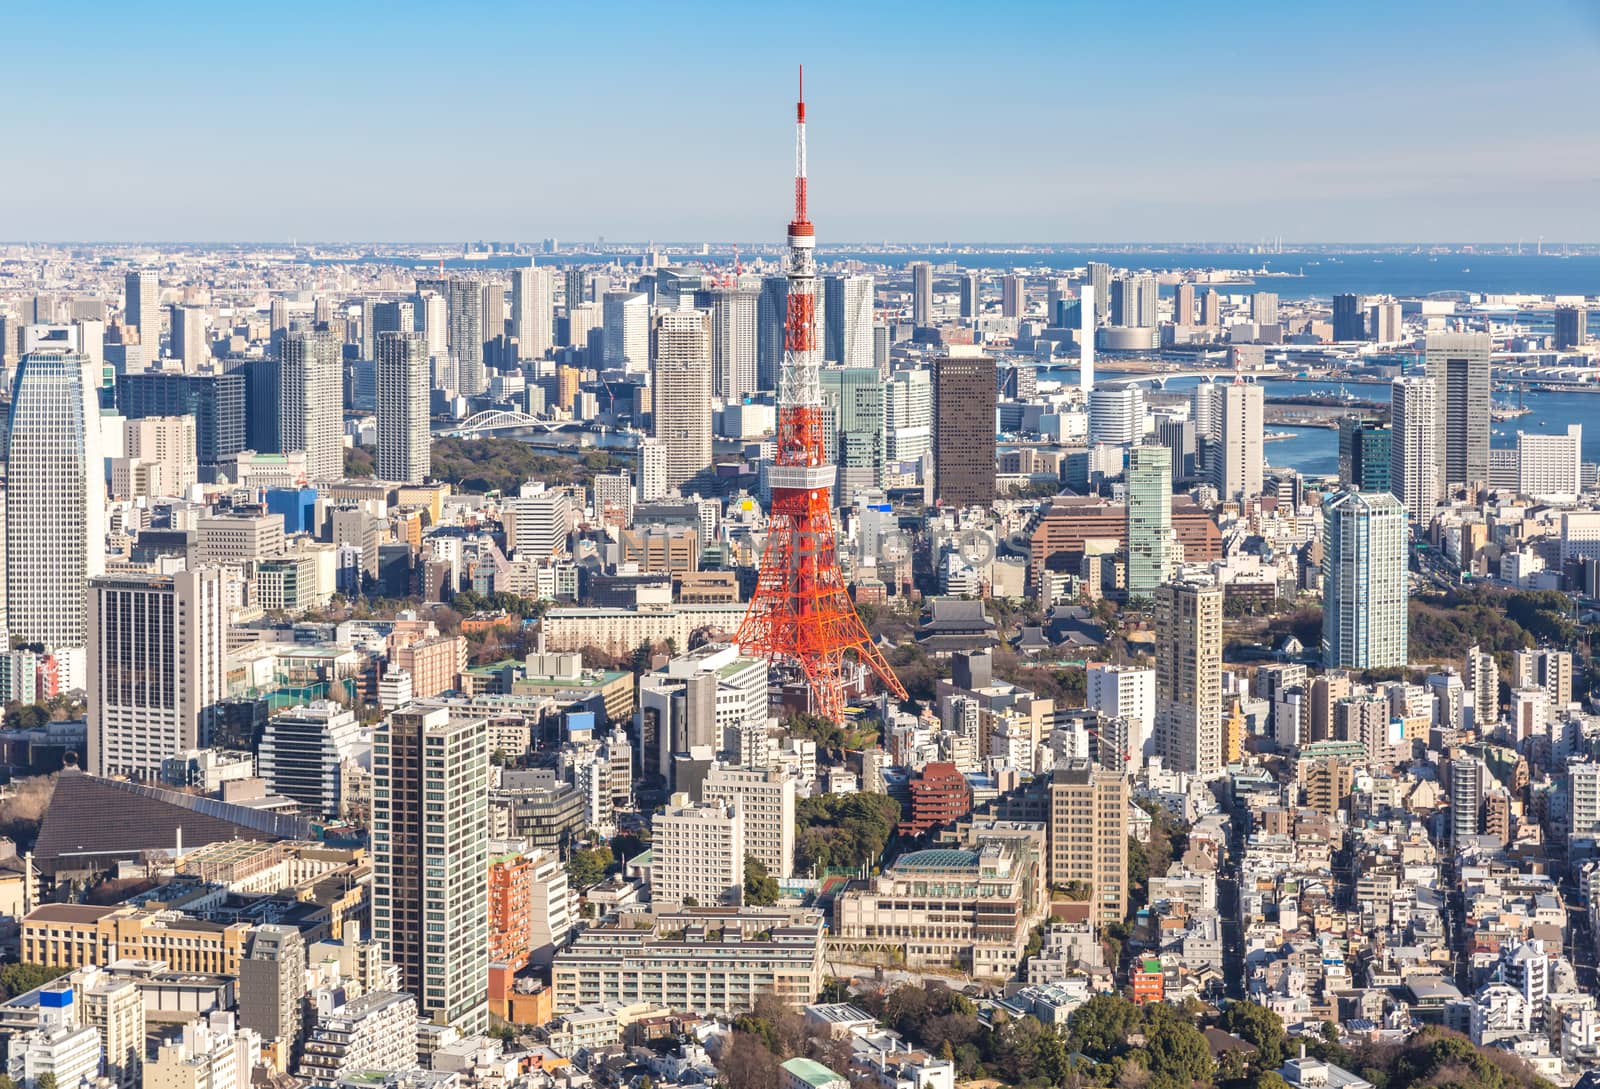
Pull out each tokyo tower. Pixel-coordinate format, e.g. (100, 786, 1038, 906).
(736, 68, 908, 722)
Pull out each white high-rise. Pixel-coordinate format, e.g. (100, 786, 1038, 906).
(651, 310, 713, 489)
(1391, 375, 1439, 520)
(124, 270, 160, 363)
(279, 328, 343, 483)
(87, 568, 227, 778)
(637, 437, 667, 502)
(885, 368, 932, 463)
(603, 291, 649, 373)
(708, 286, 759, 401)
(1518, 424, 1582, 500)
(375, 330, 430, 484)
(1216, 382, 1264, 502)
(5, 344, 105, 689)
(825, 274, 874, 369)
(1086, 663, 1156, 764)
(511, 264, 554, 362)
(1321, 490, 1409, 670)
(651, 793, 744, 908)
(1087, 386, 1145, 446)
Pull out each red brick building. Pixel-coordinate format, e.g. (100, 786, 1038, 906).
(902, 762, 973, 836)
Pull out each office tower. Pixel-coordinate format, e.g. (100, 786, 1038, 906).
(824, 274, 874, 369)
(375, 331, 429, 485)
(1426, 331, 1492, 490)
(910, 261, 933, 326)
(1157, 416, 1197, 482)
(120, 415, 198, 496)
(119, 369, 246, 477)
(1196, 288, 1220, 327)
(1251, 291, 1279, 326)
(1369, 300, 1403, 344)
(1000, 274, 1024, 319)
(604, 291, 649, 372)
(5, 347, 104, 682)
(257, 701, 363, 817)
(651, 309, 713, 489)
(1321, 490, 1408, 670)
(171, 305, 208, 370)
(1390, 375, 1439, 519)
(1556, 305, 1588, 350)
(371, 298, 416, 343)
(704, 284, 759, 401)
(238, 925, 306, 1064)
(1127, 444, 1173, 598)
(1079, 285, 1095, 393)
(511, 264, 554, 360)
(1173, 282, 1196, 325)
(1087, 386, 1145, 446)
(1519, 424, 1582, 498)
(959, 272, 979, 318)
(445, 277, 487, 393)
(821, 367, 886, 495)
(1514, 647, 1573, 709)
(704, 764, 797, 880)
(563, 267, 586, 311)
(268, 296, 289, 339)
(932, 354, 997, 507)
(1216, 382, 1264, 502)
(87, 568, 227, 778)
(1338, 417, 1391, 492)
(1155, 580, 1224, 778)
(756, 275, 789, 392)
(504, 486, 571, 559)
(373, 706, 489, 1033)
(873, 322, 890, 374)
(278, 328, 343, 482)
(1086, 664, 1156, 764)
(651, 793, 744, 907)
(124, 270, 160, 360)
(482, 280, 507, 350)
(1048, 760, 1129, 925)
(885, 368, 932, 463)
(1332, 293, 1365, 341)
(1110, 275, 1157, 328)
(1086, 262, 1111, 324)
(566, 301, 600, 363)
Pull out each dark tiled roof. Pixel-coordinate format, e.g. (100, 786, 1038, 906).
(34, 771, 314, 874)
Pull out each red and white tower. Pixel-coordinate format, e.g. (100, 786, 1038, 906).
(736, 68, 907, 721)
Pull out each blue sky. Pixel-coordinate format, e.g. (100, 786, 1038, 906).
(5, 0, 1599, 243)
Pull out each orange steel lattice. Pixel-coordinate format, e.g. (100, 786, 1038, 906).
(737, 68, 906, 722)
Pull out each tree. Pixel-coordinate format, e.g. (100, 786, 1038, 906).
(1144, 1018, 1215, 1089)
(0, 963, 67, 1001)
(36, 1075, 56, 1089)
(743, 855, 780, 906)
(718, 1032, 780, 1089)
(564, 845, 613, 889)
(1220, 1000, 1286, 1067)
(1066, 994, 1141, 1061)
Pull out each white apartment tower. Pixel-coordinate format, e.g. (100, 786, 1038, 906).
(1216, 381, 1264, 503)
(511, 264, 555, 361)
(87, 568, 227, 778)
(704, 763, 797, 880)
(651, 793, 744, 908)
(375, 330, 430, 485)
(651, 309, 713, 489)
(279, 327, 344, 483)
(1391, 375, 1440, 520)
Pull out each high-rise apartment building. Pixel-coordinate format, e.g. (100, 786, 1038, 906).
(171, 305, 208, 370)
(1199, 288, 1222, 327)
(824, 274, 874, 369)
(375, 330, 429, 485)
(1332, 293, 1365, 341)
(932, 354, 996, 508)
(1369, 300, 1403, 343)
(124, 270, 160, 363)
(1048, 759, 1128, 925)
(1514, 647, 1573, 710)
(372, 706, 490, 1033)
(1110, 276, 1157, 328)
(511, 264, 554, 360)
(651, 309, 713, 490)
(6, 347, 105, 686)
(257, 701, 364, 818)
(1086, 262, 1111, 324)
(959, 272, 979, 319)
(1173, 282, 1196, 325)
(1000, 275, 1024, 319)
(1391, 375, 1439, 519)
(1555, 305, 1588, 350)
(1251, 291, 1279, 326)
(1086, 664, 1156, 765)
(87, 568, 227, 778)
(704, 763, 796, 880)
(651, 793, 744, 908)
(446, 277, 487, 394)
(703, 284, 759, 401)
(910, 261, 933, 326)
(1216, 382, 1264, 503)
(603, 291, 649, 373)
(885, 369, 932, 463)
(1155, 580, 1224, 778)
(1518, 424, 1582, 498)
(278, 328, 343, 483)
(1127, 444, 1173, 598)
(238, 925, 306, 1065)
(1337, 417, 1391, 493)
(1321, 490, 1408, 670)
(1426, 331, 1492, 491)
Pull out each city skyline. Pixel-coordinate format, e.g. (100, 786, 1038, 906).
(7, 1, 1600, 242)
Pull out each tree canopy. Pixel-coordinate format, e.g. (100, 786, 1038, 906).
(794, 792, 902, 876)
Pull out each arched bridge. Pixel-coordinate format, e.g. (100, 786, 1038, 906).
(433, 410, 585, 437)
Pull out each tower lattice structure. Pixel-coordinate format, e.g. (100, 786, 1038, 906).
(736, 69, 907, 722)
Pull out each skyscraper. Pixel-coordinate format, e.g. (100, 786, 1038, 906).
(1216, 382, 1264, 503)
(87, 568, 227, 778)
(932, 354, 996, 508)
(372, 706, 489, 1034)
(375, 331, 430, 485)
(124, 270, 160, 363)
(1251, 291, 1279, 326)
(824, 274, 873, 369)
(1086, 262, 1111, 325)
(1200, 288, 1222, 327)
(278, 328, 343, 483)
(1127, 444, 1173, 598)
(821, 366, 885, 497)
(116, 370, 246, 482)
(1087, 386, 1145, 446)
(910, 261, 933, 326)
(1155, 580, 1224, 778)
(651, 309, 713, 489)
(5, 345, 104, 687)
(238, 925, 306, 1065)
(443, 278, 486, 395)
(1332, 293, 1365, 341)
(703, 284, 759, 401)
(1321, 490, 1408, 670)
(1338, 417, 1391, 493)
(885, 368, 932, 463)
(1556, 305, 1588, 350)
(1518, 424, 1583, 498)
(1391, 375, 1439, 520)
(510, 264, 554, 361)
(1426, 331, 1491, 491)
(170, 305, 208, 370)
(1172, 282, 1196, 325)
(1047, 760, 1129, 925)
(1369, 300, 1403, 343)
(1110, 275, 1157, 328)
(603, 291, 649, 373)
(756, 275, 788, 392)
(1000, 275, 1024, 319)
(959, 272, 979, 319)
